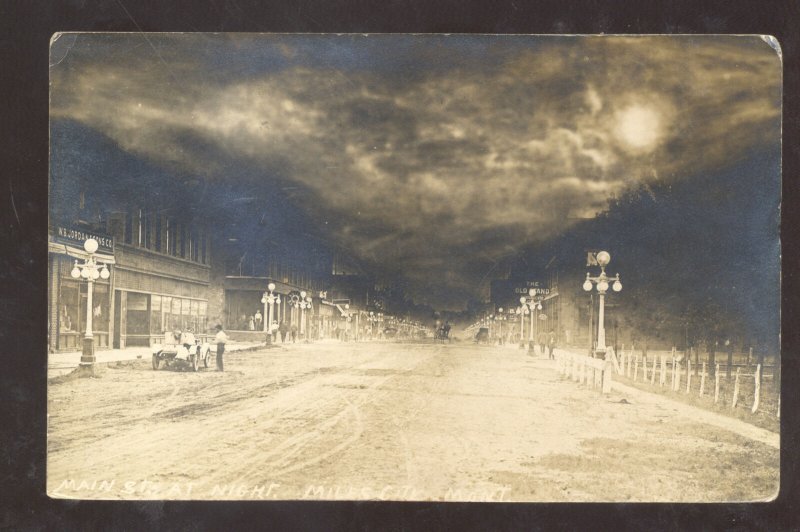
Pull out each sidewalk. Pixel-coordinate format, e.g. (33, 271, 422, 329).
(48, 341, 270, 379)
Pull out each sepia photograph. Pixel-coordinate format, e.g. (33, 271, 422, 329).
(47, 33, 781, 502)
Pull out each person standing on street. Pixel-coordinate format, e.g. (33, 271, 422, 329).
(279, 320, 289, 343)
(548, 330, 556, 360)
(214, 324, 228, 372)
(290, 323, 298, 343)
(254, 309, 262, 330)
(538, 331, 547, 355)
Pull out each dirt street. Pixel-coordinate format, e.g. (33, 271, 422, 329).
(47, 341, 779, 502)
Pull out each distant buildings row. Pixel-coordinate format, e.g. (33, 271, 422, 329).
(488, 253, 625, 352)
(48, 169, 386, 352)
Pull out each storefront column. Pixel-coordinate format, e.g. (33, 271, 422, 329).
(108, 273, 116, 349)
(49, 256, 60, 353)
(119, 291, 127, 349)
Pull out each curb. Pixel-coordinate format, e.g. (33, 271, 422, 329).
(48, 343, 276, 380)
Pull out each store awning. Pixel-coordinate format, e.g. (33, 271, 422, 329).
(48, 241, 116, 264)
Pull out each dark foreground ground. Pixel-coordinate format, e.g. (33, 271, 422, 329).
(47, 341, 778, 502)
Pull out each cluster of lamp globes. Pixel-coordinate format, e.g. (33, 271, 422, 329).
(518, 294, 543, 313)
(70, 238, 110, 281)
(295, 291, 313, 310)
(261, 282, 281, 305)
(582, 250, 623, 293)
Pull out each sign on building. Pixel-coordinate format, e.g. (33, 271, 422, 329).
(54, 225, 114, 254)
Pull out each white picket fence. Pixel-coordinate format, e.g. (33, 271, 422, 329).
(555, 350, 615, 394)
(611, 345, 774, 416)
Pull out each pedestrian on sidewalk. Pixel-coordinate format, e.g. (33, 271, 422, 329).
(548, 330, 556, 360)
(279, 320, 289, 343)
(214, 324, 228, 371)
(254, 309, 262, 330)
(538, 331, 547, 355)
(290, 323, 298, 343)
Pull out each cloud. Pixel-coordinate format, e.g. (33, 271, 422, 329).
(50, 35, 781, 307)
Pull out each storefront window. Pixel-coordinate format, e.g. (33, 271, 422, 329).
(117, 293, 207, 339)
(60, 284, 80, 333)
(171, 297, 181, 330)
(189, 299, 197, 331)
(180, 298, 190, 330)
(199, 301, 208, 332)
(126, 292, 149, 335)
(84, 283, 110, 333)
(150, 295, 162, 334)
(161, 296, 171, 332)
(60, 281, 111, 335)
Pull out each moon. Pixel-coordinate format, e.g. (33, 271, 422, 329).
(614, 104, 664, 152)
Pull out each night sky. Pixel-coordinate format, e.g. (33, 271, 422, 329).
(49, 34, 781, 310)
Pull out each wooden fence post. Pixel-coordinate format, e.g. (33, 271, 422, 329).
(628, 344, 636, 376)
(651, 356, 656, 385)
(732, 367, 741, 409)
(670, 357, 676, 391)
(608, 347, 620, 375)
(699, 361, 706, 396)
(751, 364, 761, 413)
(660, 355, 666, 386)
(675, 360, 682, 392)
(633, 355, 639, 381)
(627, 347, 632, 378)
(686, 359, 692, 394)
(714, 363, 720, 404)
(602, 360, 613, 394)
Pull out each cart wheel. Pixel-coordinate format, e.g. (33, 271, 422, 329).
(152, 354, 160, 370)
(191, 354, 199, 372)
(204, 350, 211, 368)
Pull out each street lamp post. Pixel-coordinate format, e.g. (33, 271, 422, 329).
(516, 303, 529, 345)
(303, 294, 313, 340)
(583, 250, 622, 358)
(70, 238, 111, 369)
(520, 289, 543, 345)
(344, 303, 351, 340)
(497, 307, 504, 344)
(261, 283, 281, 342)
(297, 291, 311, 339)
